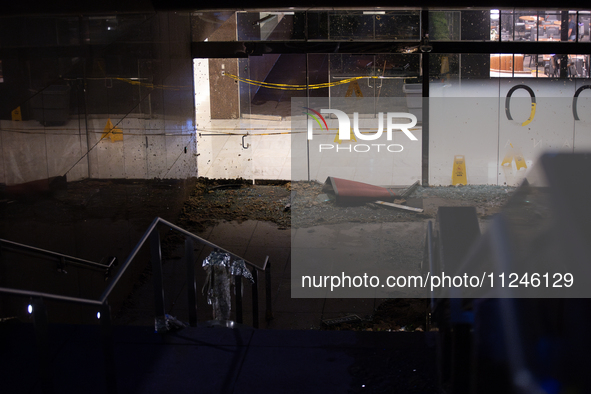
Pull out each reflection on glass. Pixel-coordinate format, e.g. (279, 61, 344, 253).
(375, 12, 420, 40)
(197, 9, 591, 43)
(497, 10, 591, 43)
(490, 54, 532, 77)
(429, 54, 459, 83)
(429, 11, 460, 41)
(430, 10, 491, 41)
(237, 12, 304, 41)
(191, 11, 236, 42)
(236, 10, 420, 41)
(490, 10, 500, 41)
(329, 12, 374, 39)
(541, 12, 562, 41)
(578, 12, 591, 42)
(245, 54, 307, 118)
(500, 10, 515, 41)
(327, 11, 420, 41)
(328, 54, 420, 99)
(565, 54, 590, 78)
(489, 53, 590, 78)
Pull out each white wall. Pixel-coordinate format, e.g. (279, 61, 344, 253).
(429, 78, 591, 186)
(0, 115, 197, 186)
(194, 73, 591, 186)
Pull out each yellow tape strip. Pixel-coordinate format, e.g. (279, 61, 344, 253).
(114, 78, 191, 91)
(224, 73, 379, 91)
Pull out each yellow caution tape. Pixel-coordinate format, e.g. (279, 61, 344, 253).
(224, 72, 380, 91)
(114, 78, 192, 91)
(199, 127, 420, 137)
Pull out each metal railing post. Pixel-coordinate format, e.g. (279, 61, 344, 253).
(100, 302, 117, 394)
(184, 238, 197, 327)
(149, 229, 166, 332)
(251, 269, 259, 328)
(32, 297, 53, 393)
(235, 276, 243, 324)
(426, 221, 435, 313)
(265, 258, 273, 322)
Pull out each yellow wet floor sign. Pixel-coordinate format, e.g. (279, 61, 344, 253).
(101, 118, 123, 142)
(501, 144, 527, 170)
(514, 153, 527, 170)
(452, 155, 467, 185)
(11, 107, 22, 121)
(345, 80, 363, 97)
(334, 128, 357, 144)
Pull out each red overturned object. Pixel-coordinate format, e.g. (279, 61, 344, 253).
(322, 176, 397, 205)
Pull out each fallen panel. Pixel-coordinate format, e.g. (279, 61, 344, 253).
(322, 177, 396, 205)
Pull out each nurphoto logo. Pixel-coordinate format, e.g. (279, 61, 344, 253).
(304, 107, 418, 153)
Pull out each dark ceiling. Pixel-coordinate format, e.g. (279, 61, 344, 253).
(1, 0, 590, 16)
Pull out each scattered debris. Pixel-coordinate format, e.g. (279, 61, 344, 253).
(373, 201, 424, 213)
(322, 314, 363, 326)
(207, 184, 246, 191)
(164, 314, 187, 331)
(399, 180, 421, 199)
(322, 299, 430, 332)
(316, 193, 332, 203)
(176, 178, 291, 232)
(174, 178, 515, 232)
(155, 313, 187, 333)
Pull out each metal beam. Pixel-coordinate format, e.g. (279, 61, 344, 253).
(192, 40, 591, 58)
(421, 9, 430, 186)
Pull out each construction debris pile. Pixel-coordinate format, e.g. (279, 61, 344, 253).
(176, 178, 291, 232)
(174, 178, 516, 233)
(290, 181, 515, 228)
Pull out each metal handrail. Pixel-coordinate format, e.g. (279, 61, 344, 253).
(162, 217, 267, 270)
(0, 238, 117, 273)
(0, 216, 272, 393)
(0, 286, 102, 306)
(0, 216, 270, 316)
(99, 217, 267, 304)
(0, 216, 271, 324)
